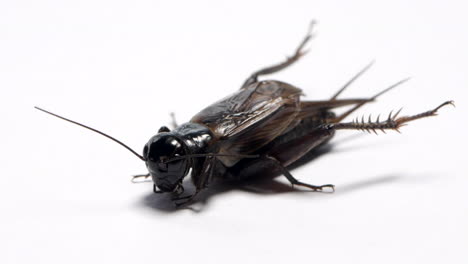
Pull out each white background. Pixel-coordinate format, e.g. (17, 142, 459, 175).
(1, 0, 467, 263)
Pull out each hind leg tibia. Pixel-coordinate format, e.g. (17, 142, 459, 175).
(331, 101, 454, 134)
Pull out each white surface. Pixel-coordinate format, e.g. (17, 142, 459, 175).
(1, 1, 467, 263)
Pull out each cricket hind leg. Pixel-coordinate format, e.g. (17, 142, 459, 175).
(241, 21, 316, 89)
(331, 101, 454, 134)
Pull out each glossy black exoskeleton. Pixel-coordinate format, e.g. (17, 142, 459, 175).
(143, 123, 213, 193)
(36, 22, 453, 206)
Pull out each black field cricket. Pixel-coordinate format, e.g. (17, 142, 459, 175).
(36, 22, 453, 206)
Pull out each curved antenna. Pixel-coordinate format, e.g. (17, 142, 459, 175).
(34, 106, 146, 161)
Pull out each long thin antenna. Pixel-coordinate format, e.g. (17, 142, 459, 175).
(34, 106, 146, 161)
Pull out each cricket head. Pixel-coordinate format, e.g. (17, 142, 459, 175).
(143, 132, 190, 193)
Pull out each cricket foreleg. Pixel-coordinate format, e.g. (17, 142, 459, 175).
(173, 157, 216, 207)
(331, 101, 454, 134)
